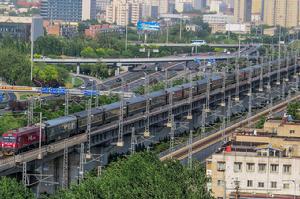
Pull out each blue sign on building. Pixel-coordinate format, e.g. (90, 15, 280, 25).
(137, 21, 160, 31)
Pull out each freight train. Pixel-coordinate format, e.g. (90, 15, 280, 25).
(0, 58, 296, 155)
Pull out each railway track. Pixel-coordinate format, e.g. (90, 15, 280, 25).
(160, 94, 300, 161)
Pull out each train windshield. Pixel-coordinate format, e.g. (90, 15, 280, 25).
(3, 136, 16, 143)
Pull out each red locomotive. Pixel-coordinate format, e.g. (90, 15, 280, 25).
(1, 126, 43, 155)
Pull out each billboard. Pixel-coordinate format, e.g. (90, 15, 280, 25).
(137, 21, 160, 31)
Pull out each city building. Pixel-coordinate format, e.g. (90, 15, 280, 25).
(233, 0, 252, 23)
(251, 0, 263, 23)
(40, 0, 96, 22)
(192, 0, 207, 10)
(209, 0, 226, 14)
(203, 14, 234, 33)
(207, 114, 300, 199)
(43, 20, 78, 37)
(175, 0, 193, 13)
(84, 24, 125, 38)
(96, 0, 110, 12)
(207, 128, 300, 198)
(226, 23, 250, 33)
(0, 16, 44, 41)
(263, 0, 299, 28)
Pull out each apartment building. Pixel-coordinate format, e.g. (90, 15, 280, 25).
(207, 115, 300, 199)
(40, 0, 96, 22)
(233, 0, 252, 23)
(263, 0, 299, 28)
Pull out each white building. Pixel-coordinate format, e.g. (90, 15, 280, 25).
(225, 23, 250, 34)
(203, 14, 234, 24)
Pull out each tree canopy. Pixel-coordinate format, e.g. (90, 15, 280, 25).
(0, 177, 34, 199)
(51, 152, 212, 199)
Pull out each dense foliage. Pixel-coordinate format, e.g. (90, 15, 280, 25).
(0, 177, 34, 199)
(51, 152, 212, 199)
(0, 47, 31, 85)
(0, 113, 27, 135)
(287, 102, 300, 120)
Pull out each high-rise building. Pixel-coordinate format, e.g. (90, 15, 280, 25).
(159, 0, 170, 14)
(105, 0, 143, 26)
(251, 0, 263, 22)
(233, 0, 252, 23)
(263, 0, 299, 28)
(96, 0, 110, 12)
(40, 0, 96, 22)
(175, 0, 193, 13)
(192, 0, 207, 10)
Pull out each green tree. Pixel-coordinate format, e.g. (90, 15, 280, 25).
(0, 47, 31, 85)
(0, 113, 26, 135)
(287, 102, 300, 120)
(51, 152, 212, 199)
(0, 177, 34, 199)
(80, 47, 97, 58)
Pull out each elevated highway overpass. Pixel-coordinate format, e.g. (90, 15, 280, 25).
(33, 54, 249, 65)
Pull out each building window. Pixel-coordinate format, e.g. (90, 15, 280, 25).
(217, 180, 224, 186)
(247, 180, 253, 187)
(271, 181, 277, 188)
(258, 182, 264, 188)
(270, 164, 279, 173)
(283, 183, 290, 189)
(283, 165, 291, 174)
(290, 130, 295, 134)
(246, 163, 255, 172)
(258, 164, 266, 172)
(217, 161, 226, 171)
(234, 162, 242, 172)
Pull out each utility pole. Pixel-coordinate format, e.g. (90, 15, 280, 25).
(62, 140, 68, 189)
(247, 69, 252, 127)
(22, 162, 28, 186)
(30, 19, 34, 81)
(144, 74, 150, 137)
(227, 97, 232, 126)
(234, 60, 240, 102)
(117, 79, 125, 147)
(179, 14, 182, 41)
(187, 130, 193, 170)
(187, 70, 193, 120)
(64, 91, 69, 116)
(201, 104, 206, 139)
(221, 67, 226, 107)
(125, 0, 128, 51)
(169, 115, 175, 153)
(259, 57, 264, 92)
(277, 26, 281, 85)
(130, 127, 136, 155)
(27, 97, 34, 126)
(205, 72, 211, 113)
(38, 112, 42, 160)
(167, 91, 173, 128)
(86, 99, 92, 157)
(78, 143, 84, 183)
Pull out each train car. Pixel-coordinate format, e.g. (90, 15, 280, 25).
(103, 102, 121, 124)
(1, 126, 42, 155)
(44, 116, 77, 143)
(73, 108, 104, 133)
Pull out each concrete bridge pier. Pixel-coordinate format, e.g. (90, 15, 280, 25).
(76, 63, 80, 75)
